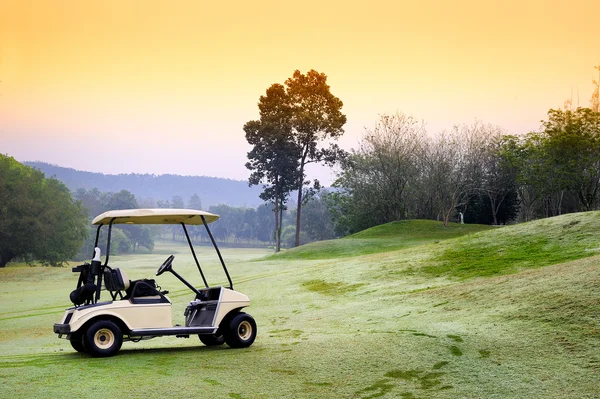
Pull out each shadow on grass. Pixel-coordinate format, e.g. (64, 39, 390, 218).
(0, 345, 258, 368)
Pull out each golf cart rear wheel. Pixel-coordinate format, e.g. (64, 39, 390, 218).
(69, 332, 86, 352)
(199, 333, 225, 346)
(83, 320, 123, 357)
(223, 312, 257, 348)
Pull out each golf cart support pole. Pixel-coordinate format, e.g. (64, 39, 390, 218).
(201, 215, 233, 290)
(180, 222, 209, 288)
(94, 218, 116, 302)
(93, 224, 102, 252)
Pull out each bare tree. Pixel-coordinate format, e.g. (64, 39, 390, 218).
(358, 112, 426, 221)
(422, 123, 484, 226)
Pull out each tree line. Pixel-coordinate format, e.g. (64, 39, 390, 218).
(326, 107, 600, 235)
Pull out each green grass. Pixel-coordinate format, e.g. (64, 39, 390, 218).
(422, 211, 600, 278)
(268, 220, 493, 260)
(1, 213, 599, 398)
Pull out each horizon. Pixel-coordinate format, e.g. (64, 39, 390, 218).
(1, 0, 599, 186)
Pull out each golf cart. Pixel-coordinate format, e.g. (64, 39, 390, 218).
(53, 208, 257, 357)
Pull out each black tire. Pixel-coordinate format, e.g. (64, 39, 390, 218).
(83, 320, 123, 357)
(199, 332, 225, 346)
(69, 332, 86, 353)
(223, 312, 257, 348)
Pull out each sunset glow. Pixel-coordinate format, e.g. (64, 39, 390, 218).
(1, 0, 598, 183)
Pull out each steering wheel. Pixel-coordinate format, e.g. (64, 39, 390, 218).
(156, 255, 175, 276)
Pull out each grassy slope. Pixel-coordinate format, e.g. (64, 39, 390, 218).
(268, 220, 493, 260)
(1, 214, 599, 398)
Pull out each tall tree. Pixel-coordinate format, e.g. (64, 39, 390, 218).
(286, 70, 347, 246)
(245, 83, 299, 252)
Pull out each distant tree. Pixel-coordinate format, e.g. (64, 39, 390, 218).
(137, 197, 156, 208)
(301, 191, 337, 242)
(106, 189, 139, 210)
(156, 199, 170, 208)
(0, 155, 88, 267)
(255, 203, 275, 244)
(171, 195, 185, 209)
(188, 193, 203, 210)
(240, 208, 257, 245)
(74, 188, 104, 218)
(208, 204, 234, 243)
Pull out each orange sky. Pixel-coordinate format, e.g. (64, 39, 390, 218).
(1, 0, 599, 185)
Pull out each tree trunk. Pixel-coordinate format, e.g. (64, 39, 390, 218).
(274, 182, 281, 252)
(295, 188, 302, 247)
(295, 160, 306, 247)
(278, 206, 284, 249)
(488, 194, 499, 226)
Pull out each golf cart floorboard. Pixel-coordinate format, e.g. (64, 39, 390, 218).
(129, 326, 217, 337)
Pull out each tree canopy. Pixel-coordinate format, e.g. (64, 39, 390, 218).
(0, 155, 88, 267)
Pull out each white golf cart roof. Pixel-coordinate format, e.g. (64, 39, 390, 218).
(92, 208, 220, 226)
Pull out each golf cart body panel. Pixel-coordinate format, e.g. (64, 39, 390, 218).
(213, 288, 250, 326)
(53, 208, 257, 357)
(59, 300, 174, 334)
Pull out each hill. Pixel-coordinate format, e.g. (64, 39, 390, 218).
(270, 212, 600, 279)
(24, 161, 264, 208)
(269, 219, 494, 260)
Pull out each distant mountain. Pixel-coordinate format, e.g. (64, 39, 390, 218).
(25, 161, 264, 208)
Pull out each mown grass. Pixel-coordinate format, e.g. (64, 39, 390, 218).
(268, 220, 493, 260)
(1, 213, 599, 398)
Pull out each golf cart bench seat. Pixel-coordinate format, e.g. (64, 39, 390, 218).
(104, 268, 169, 304)
(104, 268, 130, 292)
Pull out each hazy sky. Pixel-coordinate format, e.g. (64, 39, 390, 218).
(1, 0, 598, 185)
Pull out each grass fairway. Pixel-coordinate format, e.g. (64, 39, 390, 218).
(1, 214, 599, 398)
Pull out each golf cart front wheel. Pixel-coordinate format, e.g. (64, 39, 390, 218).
(223, 312, 257, 348)
(69, 332, 86, 353)
(83, 320, 123, 357)
(199, 333, 225, 346)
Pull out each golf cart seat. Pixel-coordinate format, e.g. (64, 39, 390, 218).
(104, 268, 131, 300)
